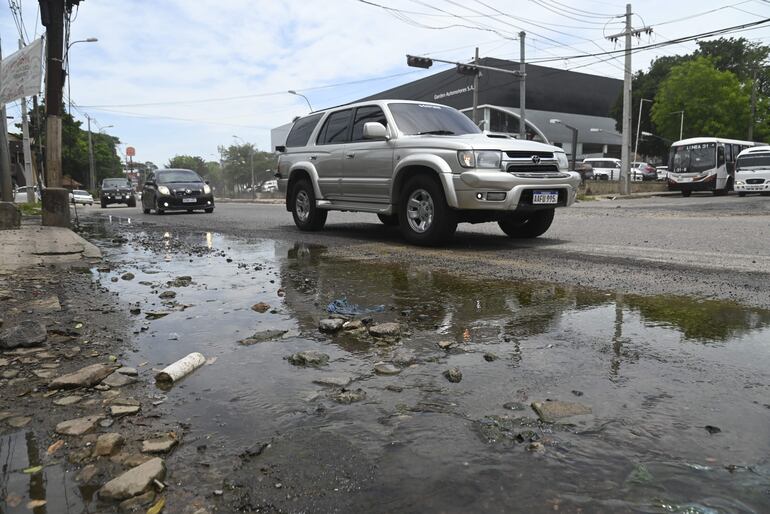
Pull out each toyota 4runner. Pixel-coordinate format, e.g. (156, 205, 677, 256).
(276, 100, 580, 245)
(100, 178, 136, 208)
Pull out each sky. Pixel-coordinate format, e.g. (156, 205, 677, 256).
(1, 0, 768, 167)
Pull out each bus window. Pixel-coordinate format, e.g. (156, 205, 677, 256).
(725, 144, 732, 163)
(732, 144, 741, 160)
(717, 146, 725, 167)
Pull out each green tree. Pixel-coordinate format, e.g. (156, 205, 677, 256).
(218, 143, 277, 195)
(167, 155, 208, 175)
(651, 57, 750, 142)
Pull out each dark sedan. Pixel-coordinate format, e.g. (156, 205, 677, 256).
(141, 168, 214, 214)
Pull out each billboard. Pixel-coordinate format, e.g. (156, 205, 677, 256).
(0, 38, 43, 104)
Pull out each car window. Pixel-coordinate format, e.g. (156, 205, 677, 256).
(103, 179, 131, 187)
(157, 170, 202, 183)
(317, 109, 352, 145)
(285, 113, 323, 148)
(351, 106, 387, 142)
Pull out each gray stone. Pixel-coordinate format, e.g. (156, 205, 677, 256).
(98, 457, 166, 501)
(95, 433, 125, 456)
(49, 363, 118, 390)
(0, 320, 47, 349)
(437, 340, 454, 350)
(23, 295, 61, 312)
(118, 490, 156, 512)
(141, 433, 178, 454)
(531, 400, 592, 423)
(342, 320, 364, 331)
(102, 373, 136, 388)
(374, 362, 401, 375)
(2, 369, 19, 379)
(483, 353, 499, 362)
(158, 290, 176, 299)
(369, 322, 401, 338)
(33, 369, 57, 379)
(287, 351, 329, 367)
(443, 368, 463, 383)
(251, 302, 270, 313)
(76, 464, 99, 483)
(7, 416, 32, 428)
(168, 276, 192, 287)
(392, 349, 417, 366)
(54, 394, 84, 406)
(331, 388, 367, 404)
(318, 318, 345, 333)
(110, 405, 140, 417)
(122, 453, 152, 468)
(55, 415, 103, 436)
(238, 329, 288, 345)
(0, 202, 21, 229)
(312, 375, 353, 387)
(0, 358, 8, 366)
(117, 367, 138, 377)
(120, 273, 135, 281)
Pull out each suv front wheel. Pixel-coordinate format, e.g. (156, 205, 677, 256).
(398, 176, 457, 246)
(498, 209, 555, 238)
(291, 179, 327, 231)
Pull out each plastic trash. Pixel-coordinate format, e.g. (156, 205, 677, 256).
(326, 298, 385, 316)
(155, 352, 205, 384)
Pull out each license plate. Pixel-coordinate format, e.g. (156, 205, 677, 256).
(532, 191, 558, 204)
(182, 197, 196, 203)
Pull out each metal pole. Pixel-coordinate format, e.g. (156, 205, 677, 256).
(679, 111, 684, 141)
(619, 3, 632, 196)
(472, 47, 479, 125)
(570, 127, 578, 171)
(0, 43, 13, 202)
(633, 99, 644, 164)
(749, 68, 757, 140)
(519, 31, 526, 140)
(250, 150, 255, 200)
(87, 115, 95, 191)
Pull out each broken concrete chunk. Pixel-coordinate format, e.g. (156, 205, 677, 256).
(55, 415, 103, 436)
(53, 395, 83, 406)
(531, 400, 592, 423)
(98, 457, 166, 501)
(0, 320, 48, 349)
(110, 405, 141, 417)
(49, 363, 118, 390)
(141, 433, 178, 454)
(102, 373, 136, 388)
(95, 433, 125, 456)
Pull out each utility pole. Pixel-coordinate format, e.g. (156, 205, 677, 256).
(0, 42, 12, 202)
(748, 68, 758, 140)
(607, 3, 652, 196)
(86, 114, 95, 191)
(472, 47, 479, 125)
(519, 31, 526, 140)
(633, 98, 652, 164)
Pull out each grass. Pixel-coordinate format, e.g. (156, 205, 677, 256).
(576, 193, 597, 202)
(17, 202, 43, 216)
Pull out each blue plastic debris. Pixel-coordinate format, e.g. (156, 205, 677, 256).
(326, 298, 385, 316)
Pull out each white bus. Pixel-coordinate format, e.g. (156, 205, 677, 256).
(667, 137, 762, 197)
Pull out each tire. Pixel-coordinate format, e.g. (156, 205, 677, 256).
(204, 208, 214, 213)
(156, 200, 164, 215)
(127, 198, 136, 208)
(738, 192, 747, 197)
(397, 175, 456, 246)
(290, 179, 327, 231)
(498, 209, 555, 239)
(143, 208, 151, 214)
(377, 213, 399, 226)
(100, 200, 107, 208)
(187, 209, 194, 213)
(681, 190, 691, 197)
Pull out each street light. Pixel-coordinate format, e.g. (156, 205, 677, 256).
(233, 135, 255, 199)
(633, 98, 653, 162)
(65, 38, 98, 113)
(549, 119, 578, 170)
(667, 110, 684, 140)
(640, 131, 672, 144)
(287, 90, 313, 112)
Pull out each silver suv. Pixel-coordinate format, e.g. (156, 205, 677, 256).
(276, 100, 580, 245)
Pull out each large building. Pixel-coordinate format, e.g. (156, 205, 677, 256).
(272, 57, 623, 163)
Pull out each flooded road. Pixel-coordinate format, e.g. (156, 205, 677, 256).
(38, 216, 770, 512)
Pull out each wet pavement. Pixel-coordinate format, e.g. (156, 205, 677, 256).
(13, 215, 763, 513)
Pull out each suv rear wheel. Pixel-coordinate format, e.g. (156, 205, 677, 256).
(291, 179, 327, 231)
(498, 209, 555, 238)
(398, 176, 456, 246)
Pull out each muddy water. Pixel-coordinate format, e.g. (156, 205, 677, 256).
(87, 218, 770, 513)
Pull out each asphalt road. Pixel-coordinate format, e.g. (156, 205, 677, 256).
(80, 192, 770, 308)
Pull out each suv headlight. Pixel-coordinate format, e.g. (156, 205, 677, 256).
(458, 150, 502, 169)
(555, 152, 569, 171)
(158, 185, 170, 195)
(203, 184, 211, 194)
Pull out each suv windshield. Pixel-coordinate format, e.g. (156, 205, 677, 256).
(737, 153, 770, 170)
(669, 143, 716, 174)
(103, 179, 131, 188)
(389, 103, 481, 136)
(157, 169, 202, 183)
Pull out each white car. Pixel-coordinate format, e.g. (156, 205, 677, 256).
(735, 146, 770, 197)
(69, 189, 94, 205)
(261, 180, 278, 192)
(13, 186, 40, 203)
(582, 158, 621, 181)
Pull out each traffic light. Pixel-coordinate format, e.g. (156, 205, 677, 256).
(456, 63, 478, 76)
(406, 55, 433, 69)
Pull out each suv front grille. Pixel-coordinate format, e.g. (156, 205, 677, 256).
(507, 165, 559, 173)
(506, 151, 554, 159)
(747, 178, 765, 184)
(174, 190, 201, 197)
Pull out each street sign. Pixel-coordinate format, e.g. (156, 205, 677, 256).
(126, 146, 136, 157)
(0, 38, 43, 104)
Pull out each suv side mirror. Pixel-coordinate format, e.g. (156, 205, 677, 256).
(363, 122, 388, 140)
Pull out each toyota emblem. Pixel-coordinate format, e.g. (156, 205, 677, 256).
(185, 189, 192, 194)
(531, 155, 541, 164)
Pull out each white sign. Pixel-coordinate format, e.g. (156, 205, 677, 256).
(0, 38, 43, 105)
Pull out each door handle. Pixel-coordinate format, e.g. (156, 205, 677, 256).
(310, 155, 317, 161)
(345, 153, 355, 159)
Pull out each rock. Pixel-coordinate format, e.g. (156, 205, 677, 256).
(374, 362, 401, 375)
(483, 353, 499, 362)
(531, 400, 592, 423)
(62, 346, 81, 359)
(102, 373, 136, 388)
(110, 405, 141, 417)
(98, 457, 166, 501)
(705, 425, 721, 435)
(527, 442, 545, 453)
(2, 369, 19, 379)
(368, 322, 400, 338)
(120, 273, 135, 281)
(287, 351, 329, 367)
(122, 453, 153, 468)
(168, 276, 192, 287)
(251, 302, 270, 313)
(443, 368, 463, 383)
(238, 329, 288, 345)
(111, 397, 141, 407)
(53, 395, 83, 406)
(342, 320, 364, 331)
(68, 447, 93, 464)
(142, 433, 178, 454)
(95, 433, 125, 456)
(76, 464, 99, 483)
(7, 416, 32, 428)
(0, 411, 14, 422)
(49, 363, 118, 390)
(158, 291, 176, 300)
(0, 358, 8, 366)
(24, 295, 61, 312)
(100, 419, 115, 428)
(33, 369, 57, 379)
(55, 415, 103, 436)
(385, 384, 403, 392)
(40, 362, 59, 369)
(502, 402, 528, 411)
(312, 375, 352, 387)
(437, 340, 454, 350)
(331, 388, 367, 404)
(118, 490, 156, 512)
(0, 320, 47, 349)
(117, 367, 138, 377)
(318, 318, 345, 333)
(144, 312, 170, 320)
(392, 349, 417, 366)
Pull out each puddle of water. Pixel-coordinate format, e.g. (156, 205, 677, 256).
(82, 219, 770, 512)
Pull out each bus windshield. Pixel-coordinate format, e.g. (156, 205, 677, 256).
(669, 143, 716, 174)
(737, 153, 770, 170)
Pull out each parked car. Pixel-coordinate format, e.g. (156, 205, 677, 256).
(13, 185, 40, 203)
(734, 145, 770, 197)
(582, 158, 621, 181)
(69, 189, 94, 205)
(276, 99, 580, 245)
(655, 166, 669, 181)
(261, 179, 278, 192)
(631, 162, 658, 181)
(141, 168, 214, 214)
(100, 178, 136, 208)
